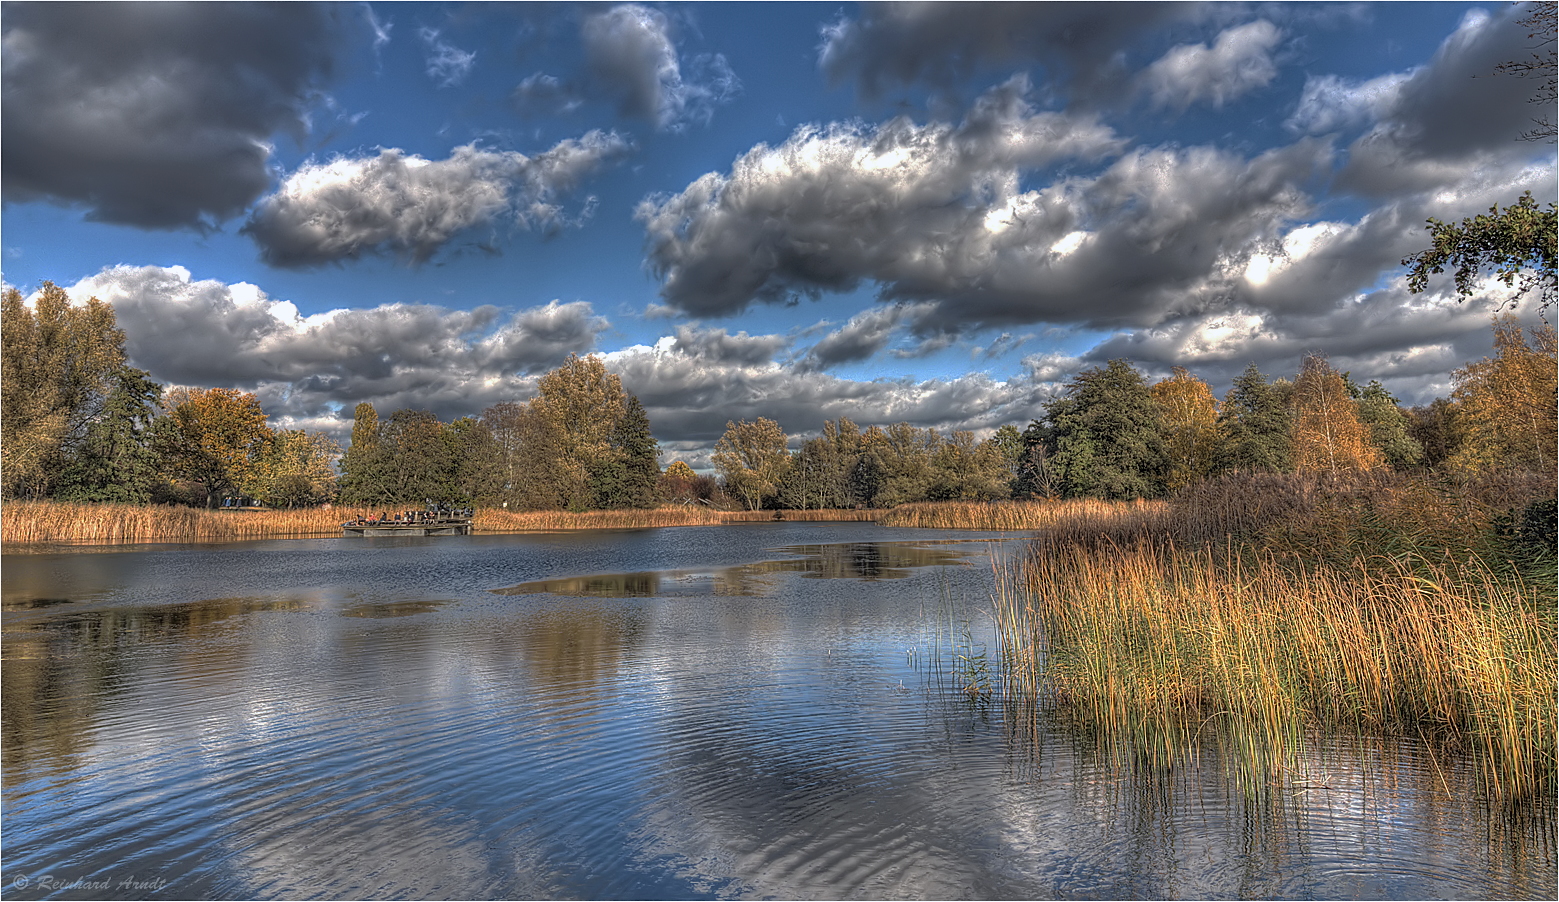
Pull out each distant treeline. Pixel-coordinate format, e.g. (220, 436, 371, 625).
(3, 277, 1553, 512)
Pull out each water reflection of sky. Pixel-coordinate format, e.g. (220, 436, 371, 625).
(2, 524, 1552, 899)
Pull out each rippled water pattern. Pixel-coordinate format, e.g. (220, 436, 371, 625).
(3, 524, 1553, 900)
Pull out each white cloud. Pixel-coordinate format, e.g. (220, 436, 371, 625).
(62, 265, 607, 434)
(1286, 71, 1410, 135)
(419, 27, 475, 87)
(244, 133, 631, 267)
(1140, 20, 1283, 111)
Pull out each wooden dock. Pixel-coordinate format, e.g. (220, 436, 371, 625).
(343, 514, 473, 537)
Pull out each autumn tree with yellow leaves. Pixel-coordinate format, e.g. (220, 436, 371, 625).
(1151, 367, 1223, 491)
(1446, 316, 1557, 471)
(1290, 355, 1384, 474)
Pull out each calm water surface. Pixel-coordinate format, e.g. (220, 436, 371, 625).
(2, 523, 1552, 900)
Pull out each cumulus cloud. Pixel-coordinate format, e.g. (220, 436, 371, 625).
(638, 77, 1333, 330)
(581, 4, 739, 130)
(799, 304, 940, 371)
(1139, 20, 1282, 111)
(1335, 6, 1546, 197)
(63, 265, 607, 433)
(1, 3, 338, 229)
(419, 27, 476, 87)
(244, 132, 632, 267)
(606, 335, 1054, 468)
(819, 1, 1211, 104)
(1286, 71, 1410, 135)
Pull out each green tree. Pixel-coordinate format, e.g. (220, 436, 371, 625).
(1045, 359, 1167, 500)
(446, 417, 505, 505)
(928, 430, 1011, 500)
(1355, 381, 1424, 470)
(375, 409, 455, 505)
(1218, 362, 1294, 472)
(1, 283, 128, 498)
(54, 367, 165, 503)
(713, 418, 791, 510)
(592, 395, 661, 509)
(1403, 192, 1558, 312)
(337, 402, 385, 505)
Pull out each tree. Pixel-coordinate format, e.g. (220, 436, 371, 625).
(1219, 362, 1294, 472)
(1, 283, 128, 498)
(337, 402, 386, 505)
(928, 430, 1011, 501)
(713, 418, 791, 510)
(1151, 367, 1223, 491)
(1044, 359, 1167, 500)
(161, 387, 273, 505)
(1496, 0, 1557, 142)
(1446, 317, 1557, 471)
(375, 409, 455, 505)
(1406, 398, 1465, 469)
(250, 430, 341, 507)
(1354, 381, 1424, 470)
(659, 460, 716, 505)
(54, 367, 165, 504)
(592, 395, 660, 509)
(1290, 355, 1383, 474)
(1402, 192, 1558, 312)
(446, 417, 505, 505)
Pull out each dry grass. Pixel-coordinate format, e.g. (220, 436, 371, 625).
(1, 500, 373, 545)
(879, 498, 1172, 535)
(989, 471, 1558, 804)
(1, 501, 732, 546)
(476, 506, 721, 532)
(997, 537, 1556, 804)
(718, 508, 877, 523)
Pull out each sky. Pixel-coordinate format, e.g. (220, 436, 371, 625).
(3, 1, 1555, 469)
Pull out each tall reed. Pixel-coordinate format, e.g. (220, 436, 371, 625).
(999, 536, 1556, 804)
(476, 506, 721, 532)
(879, 498, 1172, 534)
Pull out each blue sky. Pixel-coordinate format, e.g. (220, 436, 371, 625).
(3, 2, 1554, 468)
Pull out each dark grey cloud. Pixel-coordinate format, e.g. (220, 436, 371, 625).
(580, 3, 739, 130)
(819, 1, 1214, 104)
(244, 133, 631, 267)
(1138, 20, 1282, 111)
(799, 304, 939, 371)
(64, 265, 606, 435)
(638, 78, 1330, 330)
(671, 326, 789, 366)
(1336, 5, 1545, 197)
(1, 2, 340, 229)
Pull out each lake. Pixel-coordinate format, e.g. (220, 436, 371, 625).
(2, 523, 1552, 899)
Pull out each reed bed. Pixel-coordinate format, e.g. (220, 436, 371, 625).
(879, 498, 1172, 535)
(996, 535, 1556, 805)
(1, 500, 731, 547)
(1, 500, 370, 546)
(718, 508, 877, 523)
(475, 506, 721, 532)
